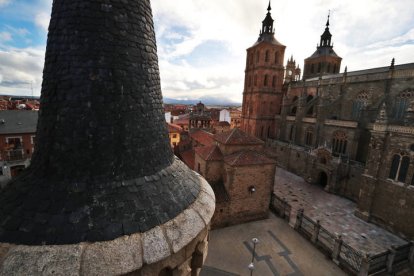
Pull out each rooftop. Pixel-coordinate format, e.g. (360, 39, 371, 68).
(214, 128, 264, 145)
(224, 150, 275, 166)
(195, 145, 223, 161)
(0, 110, 38, 134)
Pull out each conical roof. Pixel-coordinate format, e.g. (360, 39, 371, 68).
(0, 0, 201, 245)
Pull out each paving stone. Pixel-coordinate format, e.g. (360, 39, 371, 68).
(274, 167, 407, 254)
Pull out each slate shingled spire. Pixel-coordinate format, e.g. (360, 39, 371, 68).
(0, 0, 200, 245)
(320, 12, 332, 47)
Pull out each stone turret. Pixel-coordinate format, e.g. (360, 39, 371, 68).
(303, 12, 342, 80)
(0, 0, 215, 275)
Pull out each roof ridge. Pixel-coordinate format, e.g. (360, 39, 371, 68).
(225, 128, 236, 144)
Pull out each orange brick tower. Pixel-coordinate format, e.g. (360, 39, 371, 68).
(241, 2, 286, 140)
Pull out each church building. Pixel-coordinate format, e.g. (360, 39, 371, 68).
(241, 3, 414, 239)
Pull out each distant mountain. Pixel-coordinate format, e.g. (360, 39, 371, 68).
(164, 96, 241, 107)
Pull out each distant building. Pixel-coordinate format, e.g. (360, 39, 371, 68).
(213, 121, 231, 134)
(164, 111, 172, 123)
(219, 109, 231, 123)
(166, 123, 182, 148)
(189, 102, 212, 130)
(0, 110, 38, 187)
(173, 113, 190, 131)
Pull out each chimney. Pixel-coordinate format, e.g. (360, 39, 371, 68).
(0, 1, 214, 275)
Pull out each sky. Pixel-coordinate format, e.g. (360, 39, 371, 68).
(0, 0, 413, 104)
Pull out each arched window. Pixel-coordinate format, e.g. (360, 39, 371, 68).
(311, 64, 315, 74)
(254, 75, 257, 86)
(265, 50, 269, 62)
(317, 63, 322, 73)
(333, 64, 337, 73)
(248, 76, 252, 87)
(305, 127, 313, 146)
(332, 131, 347, 155)
(272, 76, 276, 87)
(274, 52, 279, 64)
(327, 63, 331, 73)
(291, 106, 297, 115)
(264, 75, 268, 86)
(394, 90, 413, 119)
(352, 91, 369, 120)
(256, 51, 260, 63)
(389, 152, 410, 182)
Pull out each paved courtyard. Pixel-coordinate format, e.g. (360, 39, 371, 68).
(274, 167, 407, 254)
(201, 214, 346, 276)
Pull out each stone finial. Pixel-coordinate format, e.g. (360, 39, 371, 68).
(390, 58, 395, 70)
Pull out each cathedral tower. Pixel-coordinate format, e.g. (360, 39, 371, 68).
(241, 2, 286, 140)
(303, 13, 342, 80)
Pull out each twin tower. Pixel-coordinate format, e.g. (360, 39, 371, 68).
(241, 3, 342, 139)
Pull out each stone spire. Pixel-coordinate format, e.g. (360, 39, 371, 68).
(260, 1, 275, 36)
(320, 12, 332, 47)
(0, 0, 214, 249)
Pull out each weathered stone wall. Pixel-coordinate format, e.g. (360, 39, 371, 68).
(224, 164, 275, 225)
(369, 179, 414, 239)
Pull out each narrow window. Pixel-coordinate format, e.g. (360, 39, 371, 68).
(264, 75, 268, 86)
(272, 76, 276, 87)
(254, 75, 257, 86)
(265, 50, 269, 62)
(256, 51, 260, 63)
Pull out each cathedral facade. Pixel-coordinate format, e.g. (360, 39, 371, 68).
(242, 5, 414, 239)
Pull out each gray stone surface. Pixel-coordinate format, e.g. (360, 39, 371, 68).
(165, 209, 206, 254)
(142, 227, 172, 265)
(0, 244, 84, 276)
(80, 234, 142, 275)
(0, 176, 216, 275)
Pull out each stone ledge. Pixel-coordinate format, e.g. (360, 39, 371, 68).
(0, 175, 215, 276)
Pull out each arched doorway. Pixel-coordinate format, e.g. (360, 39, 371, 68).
(317, 171, 328, 188)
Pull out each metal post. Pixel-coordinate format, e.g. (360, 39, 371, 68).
(248, 238, 259, 276)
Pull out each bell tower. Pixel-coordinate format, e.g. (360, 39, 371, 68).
(241, 1, 286, 140)
(303, 12, 342, 80)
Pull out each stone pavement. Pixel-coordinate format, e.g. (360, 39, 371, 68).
(274, 167, 407, 255)
(200, 214, 346, 276)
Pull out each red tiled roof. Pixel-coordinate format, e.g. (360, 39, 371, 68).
(194, 145, 223, 161)
(167, 123, 183, 133)
(173, 114, 190, 125)
(180, 149, 195, 170)
(190, 130, 214, 146)
(224, 150, 275, 166)
(214, 128, 264, 145)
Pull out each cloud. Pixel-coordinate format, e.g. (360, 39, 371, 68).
(0, 47, 45, 96)
(35, 12, 50, 32)
(1, 0, 414, 102)
(0, 32, 12, 42)
(0, 0, 10, 7)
